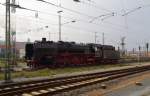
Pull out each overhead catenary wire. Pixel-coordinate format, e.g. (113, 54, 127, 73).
(0, 12, 107, 36)
(0, 15, 135, 38)
(0, 0, 149, 46)
(122, 4, 150, 16)
(14, 14, 122, 34)
(76, 0, 113, 13)
(69, 0, 117, 23)
(0, 2, 129, 32)
(0, 11, 147, 44)
(72, 0, 118, 23)
(89, 12, 115, 23)
(0, 11, 113, 37)
(120, 0, 128, 30)
(0, 1, 149, 38)
(1, 1, 150, 24)
(0, 2, 145, 37)
(17, 16, 131, 37)
(0, 2, 61, 18)
(122, 6, 142, 16)
(36, 0, 94, 18)
(73, 0, 144, 25)
(0, 15, 126, 36)
(0, 2, 144, 32)
(0, 2, 109, 23)
(76, 0, 129, 20)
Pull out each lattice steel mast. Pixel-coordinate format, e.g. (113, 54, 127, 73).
(5, 0, 11, 82)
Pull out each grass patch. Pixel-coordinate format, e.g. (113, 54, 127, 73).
(0, 61, 5, 67)
(0, 63, 130, 80)
(0, 61, 149, 80)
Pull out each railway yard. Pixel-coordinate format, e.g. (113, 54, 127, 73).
(0, 62, 150, 96)
(0, 0, 150, 96)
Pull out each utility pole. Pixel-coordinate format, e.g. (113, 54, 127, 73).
(58, 12, 61, 41)
(94, 32, 97, 44)
(146, 43, 149, 56)
(58, 0, 62, 41)
(138, 45, 141, 64)
(132, 48, 135, 54)
(27, 38, 30, 43)
(5, 0, 12, 83)
(44, 26, 50, 41)
(120, 37, 126, 57)
(102, 32, 104, 45)
(11, 0, 17, 67)
(49, 32, 51, 41)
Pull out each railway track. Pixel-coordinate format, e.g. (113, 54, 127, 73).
(0, 65, 150, 96)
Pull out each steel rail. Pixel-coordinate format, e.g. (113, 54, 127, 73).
(0, 65, 149, 96)
(0, 66, 139, 88)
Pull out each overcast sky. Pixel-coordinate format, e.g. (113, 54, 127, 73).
(0, 0, 150, 50)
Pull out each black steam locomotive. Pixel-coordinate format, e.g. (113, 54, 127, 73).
(25, 38, 120, 68)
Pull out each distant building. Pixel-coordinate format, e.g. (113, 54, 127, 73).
(0, 45, 6, 58)
(16, 42, 26, 58)
(0, 41, 26, 58)
(19, 49, 25, 58)
(127, 50, 150, 57)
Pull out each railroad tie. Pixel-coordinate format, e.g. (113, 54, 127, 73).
(39, 90, 49, 93)
(31, 91, 42, 95)
(22, 93, 33, 96)
(47, 88, 56, 92)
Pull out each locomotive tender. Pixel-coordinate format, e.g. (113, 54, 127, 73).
(25, 38, 120, 68)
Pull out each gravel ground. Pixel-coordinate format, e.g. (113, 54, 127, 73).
(142, 91, 150, 96)
(52, 70, 150, 96)
(84, 71, 150, 96)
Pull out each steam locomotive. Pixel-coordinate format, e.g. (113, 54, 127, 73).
(25, 38, 120, 69)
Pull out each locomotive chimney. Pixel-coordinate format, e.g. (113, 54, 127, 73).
(42, 38, 46, 42)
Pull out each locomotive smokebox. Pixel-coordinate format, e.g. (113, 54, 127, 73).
(42, 38, 46, 42)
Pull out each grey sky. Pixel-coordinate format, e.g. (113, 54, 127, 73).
(0, 0, 150, 50)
